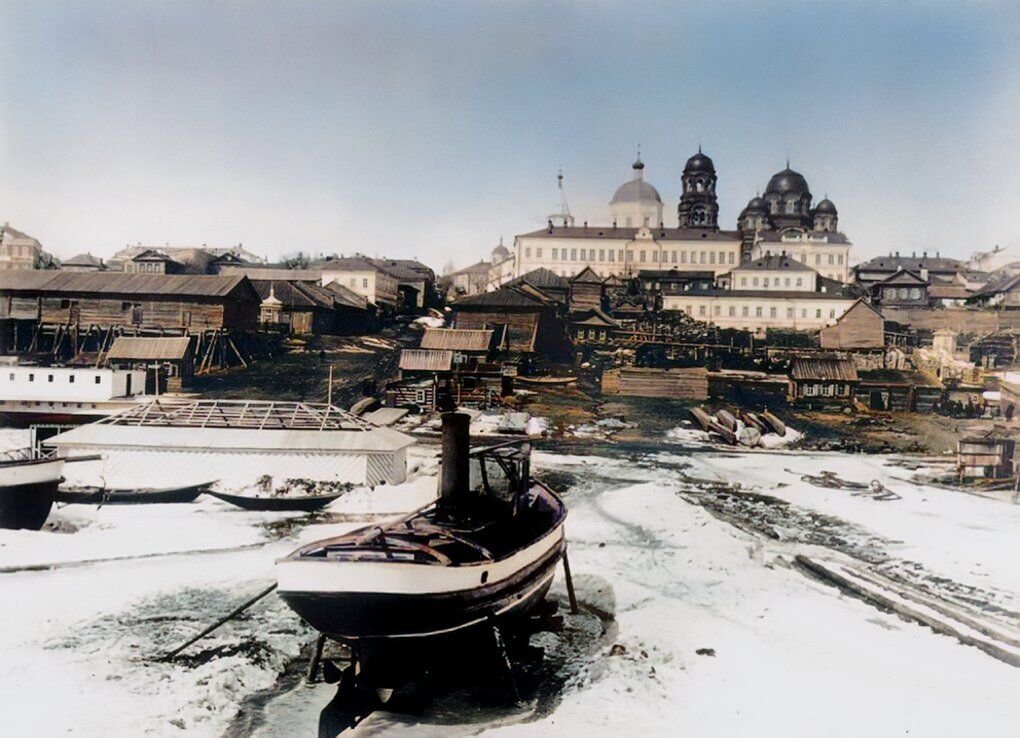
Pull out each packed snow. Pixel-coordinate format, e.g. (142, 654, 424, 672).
(2, 429, 1018, 736)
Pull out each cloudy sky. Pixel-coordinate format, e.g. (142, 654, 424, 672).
(1, 0, 1018, 269)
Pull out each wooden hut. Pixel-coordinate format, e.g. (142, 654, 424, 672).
(568, 267, 605, 313)
(106, 336, 194, 392)
(789, 357, 859, 406)
(957, 435, 1015, 480)
(451, 285, 570, 361)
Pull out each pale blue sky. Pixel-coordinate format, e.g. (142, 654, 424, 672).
(1, 0, 1018, 268)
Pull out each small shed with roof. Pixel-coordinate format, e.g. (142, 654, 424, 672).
(106, 335, 194, 392)
(789, 357, 859, 406)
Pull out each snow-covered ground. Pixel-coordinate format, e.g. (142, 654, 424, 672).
(2, 430, 1019, 737)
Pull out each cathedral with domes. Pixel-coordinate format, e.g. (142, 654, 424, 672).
(511, 150, 853, 285)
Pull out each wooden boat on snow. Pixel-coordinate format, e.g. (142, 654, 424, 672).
(515, 375, 577, 386)
(760, 410, 786, 437)
(0, 449, 65, 530)
(689, 407, 713, 432)
(715, 409, 738, 432)
(276, 413, 567, 684)
(738, 410, 768, 434)
(55, 481, 212, 505)
(206, 489, 345, 512)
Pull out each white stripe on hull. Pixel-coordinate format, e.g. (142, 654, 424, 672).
(375, 566, 559, 640)
(276, 523, 565, 596)
(1, 459, 64, 487)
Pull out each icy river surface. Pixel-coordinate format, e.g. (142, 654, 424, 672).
(1, 427, 1019, 737)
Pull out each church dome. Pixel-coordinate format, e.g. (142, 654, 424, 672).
(491, 243, 510, 260)
(611, 161, 662, 204)
(684, 150, 715, 175)
(765, 167, 810, 197)
(814, 198, 837, 215)
(744, 195, 767, 213)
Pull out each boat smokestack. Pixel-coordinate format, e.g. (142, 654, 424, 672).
(440, 412, 471, 504)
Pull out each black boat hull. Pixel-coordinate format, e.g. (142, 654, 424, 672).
(279, 534, 564, 642)
(206, 489, 344, 512)
(0, 477, 60, 530)
(55, 482, 210, 505)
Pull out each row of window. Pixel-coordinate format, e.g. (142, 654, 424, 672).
(528, 247, 738, 266)
(10, 372, 103, 384)
(739, 276, 805, 289)
(348, 278, 370, 289)
(679, 304, 839, 320)
(883, 287, 924, 300)
(802, 383, 851, 397)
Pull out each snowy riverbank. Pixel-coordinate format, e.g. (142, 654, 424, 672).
(2, 436, 1018, 737)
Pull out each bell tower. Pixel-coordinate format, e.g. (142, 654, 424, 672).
(677, 147, 719, 229)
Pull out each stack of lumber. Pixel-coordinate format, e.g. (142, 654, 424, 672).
(602, 367, 708, 400)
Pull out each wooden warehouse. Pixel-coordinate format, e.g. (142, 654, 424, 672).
(252, 279, 369, 335)
(451, 284, 570, 363)
(0, 272, 260, 365)
(819, 299, 885, 350)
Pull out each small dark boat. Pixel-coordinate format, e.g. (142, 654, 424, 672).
(715, 409, 738, 432)
(689, 407, 713, 432)
(276, 413, 567, 685)
(739, 410, 768, 434)
(516, 375, 577, 386)
(55, 481, 212, 505)
(206, 489, 344, 512)
(0, 449, 65, 530)
(760, 410, 787, 437)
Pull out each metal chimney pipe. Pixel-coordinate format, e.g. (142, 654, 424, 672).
(440, 412, 471, 503)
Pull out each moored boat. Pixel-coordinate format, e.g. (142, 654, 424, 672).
(516, 375, 577, 386)
(55, 481, 212, 505)
(0, 449, 65, 530)
(276, 413, 567, 682)
(206, 489, 344, 512)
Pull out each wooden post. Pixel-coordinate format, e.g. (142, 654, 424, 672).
(327, 365, 334, 406)
(562, 549, 579, 615)
(161, 583, 278, 661)
(306, 633, 327, 682)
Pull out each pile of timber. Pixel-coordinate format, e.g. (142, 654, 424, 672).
(602, 367, 708, 400)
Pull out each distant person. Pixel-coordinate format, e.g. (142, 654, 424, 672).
(1006, 403, 1015, 422)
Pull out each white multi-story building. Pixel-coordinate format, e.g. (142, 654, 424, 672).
(514, 224, 742, 280)
(320, 256, 399, 308)
(661, 289, 857, 335)
(662, 252, 858, 335)
(0, 223, 44, 270)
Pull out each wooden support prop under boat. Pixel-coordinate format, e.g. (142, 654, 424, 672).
(161, 583, 278, 661)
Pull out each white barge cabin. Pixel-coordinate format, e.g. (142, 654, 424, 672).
(44, 398, 416, 489)
(0, 365, 146, 426)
